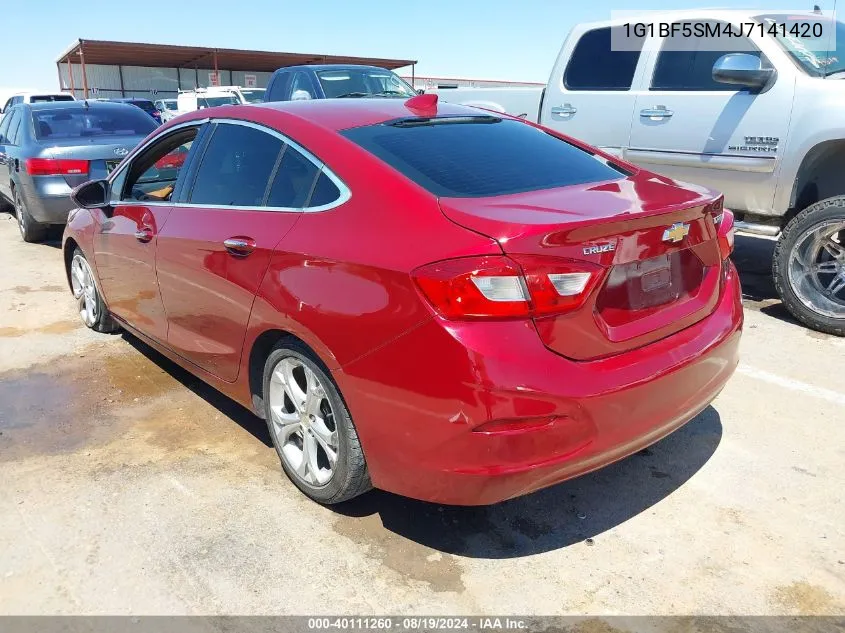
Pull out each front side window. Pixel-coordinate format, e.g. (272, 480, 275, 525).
(651, 21, 764, 91)
(32, 106, 157, 140)
(757, 14, 845, 77)
(189, 123, 283, 206)
(342, 117, 625, 198)
(120, 127, 198, 202)
(564, 27, 645, 90)
(290, 73, 317, 100)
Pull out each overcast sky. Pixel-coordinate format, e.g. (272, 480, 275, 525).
(3, 0, 837, 90)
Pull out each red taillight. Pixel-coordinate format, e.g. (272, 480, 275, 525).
(25, 158, 89, 176)
(715, 208, 735, 259)
(412, 255, 604, 320)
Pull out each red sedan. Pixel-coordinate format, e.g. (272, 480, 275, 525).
(63, 95, 742, 506)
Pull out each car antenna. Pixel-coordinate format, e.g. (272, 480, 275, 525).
(404, 92, 438, 116)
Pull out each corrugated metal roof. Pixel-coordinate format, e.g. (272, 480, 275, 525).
(57, 39, 416, 72)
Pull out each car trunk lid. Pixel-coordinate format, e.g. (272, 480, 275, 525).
(32, 135, 144, 186)
(438, 174, 724, 360)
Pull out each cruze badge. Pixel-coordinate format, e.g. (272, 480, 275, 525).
(583, 243, 616, 256)
(114, 147, 129, 156)
(663, 222, 690, 243)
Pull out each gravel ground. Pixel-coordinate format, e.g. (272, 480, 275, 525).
(0, 213, 842, 615)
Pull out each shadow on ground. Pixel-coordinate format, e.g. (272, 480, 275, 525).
(122, 333, 273, 448)
(732, 234, 800, 326)
(334, 407, 722, 558)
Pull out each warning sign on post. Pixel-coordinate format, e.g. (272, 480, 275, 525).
(244, 74, 257, 88)
(208, 71, 220, 87)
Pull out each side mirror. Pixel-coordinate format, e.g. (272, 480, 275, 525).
(713, 53, 774, 90)
(71, 179, 110, 211)
(417, 89, 425, 95)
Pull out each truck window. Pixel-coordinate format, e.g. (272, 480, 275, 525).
(651, 21, 765, 91)
(564, 27, 644, 91)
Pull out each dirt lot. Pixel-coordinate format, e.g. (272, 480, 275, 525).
(0, 211, 843, 615)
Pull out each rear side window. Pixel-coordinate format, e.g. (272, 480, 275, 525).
(342, 117, 624, 198)
(265, 145, 319, 208)
(5, 110, 22, 145)
(31, 107, 156, 140)
(564, 27, 644, 90)
(189, 123, 283, 206)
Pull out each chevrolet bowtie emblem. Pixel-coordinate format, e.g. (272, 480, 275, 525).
(662, 222, 690, 243)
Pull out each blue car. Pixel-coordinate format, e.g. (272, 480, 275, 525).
(264, 64, 418, 102)
(0, 100, 157, 241)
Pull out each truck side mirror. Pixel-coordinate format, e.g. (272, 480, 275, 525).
(712, 53, 775, 91)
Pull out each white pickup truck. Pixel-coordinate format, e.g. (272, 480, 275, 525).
(434, 9, 845, 335)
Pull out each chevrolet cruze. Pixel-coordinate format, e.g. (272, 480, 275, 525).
(63, 95, 742, 505)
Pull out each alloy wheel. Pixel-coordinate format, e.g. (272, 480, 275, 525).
(16, 194, 27, 238)
(787, 221, 845, 319)
(70, 254, 99, 327)
(267, 357, 339, 487)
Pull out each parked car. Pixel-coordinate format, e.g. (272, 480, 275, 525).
(1, 91, 75, 120)
(63, 95, 742, 506)
(101, 98, 162, 124)
(154, 98, 179, 122)
(432, 9, 845, 336)
(264, 64, 417, 102)
(176, 88, 241, 113)
(0, 100, 157, 241)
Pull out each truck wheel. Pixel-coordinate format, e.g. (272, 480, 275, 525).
(773, 197, 845, 336)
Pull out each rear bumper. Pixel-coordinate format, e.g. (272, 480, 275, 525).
(20, 178, 74, 224)
(335, 262, 743, 505)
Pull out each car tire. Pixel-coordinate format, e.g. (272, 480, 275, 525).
(69, 248, 120, 333)
(14, 189, 47, 243)
(262, 339, 371, 504)
(773, 197, 845, 336)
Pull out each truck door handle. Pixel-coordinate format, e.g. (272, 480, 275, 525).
(223, 236, 256, 257)
(551, 104, 577, 118)
(640, 106, 674, 120)
(134, 227, 154, 242)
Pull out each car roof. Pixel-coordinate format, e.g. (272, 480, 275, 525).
(27, 100, 143, 111)
(275, 64, 397, 73)
(254, 98, 490, 131)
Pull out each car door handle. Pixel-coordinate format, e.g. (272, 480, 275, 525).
(223, 236, 256, 257)
(550, 104, 577, 118)
(640, 106, 674, 119)
(134, 227, 154, 242)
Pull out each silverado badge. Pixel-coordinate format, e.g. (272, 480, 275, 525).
(662, 222, 690, 243)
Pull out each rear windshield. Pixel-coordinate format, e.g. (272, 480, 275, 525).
(130, 100, 156, 112)
(199, 95, 240, 107)
(30, 94, 74, 103)
(32, 107, 157, 140)
(240, 89, 265, 103)
(341, 117, 625, 197)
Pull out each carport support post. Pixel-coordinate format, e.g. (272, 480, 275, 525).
(67, 57, 75, 97)
(79, 47, 89, 99)
(412, 64, 415, 90)
(118, 65, 125, 97)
